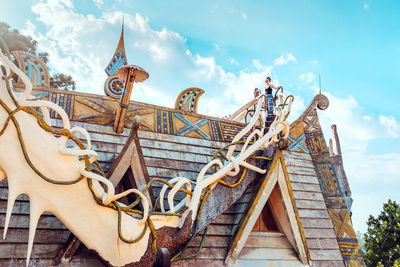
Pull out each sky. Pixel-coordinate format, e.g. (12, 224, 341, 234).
(1, 0, 399, 233)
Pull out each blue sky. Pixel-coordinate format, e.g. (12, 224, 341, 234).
(1, 0, 399, 233)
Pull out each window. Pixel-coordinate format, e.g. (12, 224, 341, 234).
(252, 200, 279, 232)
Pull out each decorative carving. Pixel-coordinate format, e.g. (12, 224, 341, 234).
(315, 93, 329, 110)
(174, 112, 210, 140)
(288, 134, 309, 153)
(174, 87, 204, 113)
(12, 50, 50, 87)
(104, 75, 125, 98)
(291, 93, 329, 128)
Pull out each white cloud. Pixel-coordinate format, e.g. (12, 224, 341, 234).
(274, 53, 296, 66)
(319, 92, 376, 152)
(363, 3, 369, 10)
(309, 59, 318, 64)
(362, 115, 371, 121)
(287, 53, 296, 62)
(240, 12, 248, 20)
(274, 56, 286, 65)
(23, 0, 274, 117)
(379, 115, 400, 138)
(230, 58, 239, 65)
(299, 72, 315, 84)
(93, 0, 103, 8)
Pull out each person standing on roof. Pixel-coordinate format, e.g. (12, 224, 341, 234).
(265, 76, 282, 115)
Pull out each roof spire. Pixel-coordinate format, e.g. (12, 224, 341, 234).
(104, 15, 128, 76)
(318, 73, 322, 94)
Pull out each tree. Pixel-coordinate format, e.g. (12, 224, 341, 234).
(0, 22, 37, 54)
(50, 73, 76, 91)
(364, 199, 400, 267)
(0, 22, 74, 89)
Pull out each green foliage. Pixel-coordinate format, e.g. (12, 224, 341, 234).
(1, 21, 75, 90)
(364, 199, 400, 267)
(0, 22, 37, 54)
(50, 73, 76, 91)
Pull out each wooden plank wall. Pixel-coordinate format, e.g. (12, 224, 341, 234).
(282, 150, 344, 267)
(0, 181, 69, 264)
(236, 232, 304, 267)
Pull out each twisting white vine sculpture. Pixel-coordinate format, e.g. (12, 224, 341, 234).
(0, 48, 293, 266)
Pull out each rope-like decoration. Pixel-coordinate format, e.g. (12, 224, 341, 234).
(0, 44, 294, 259)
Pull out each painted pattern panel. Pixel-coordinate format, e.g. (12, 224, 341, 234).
(28, 88, 248, 142)
(296, 96, 364, 266)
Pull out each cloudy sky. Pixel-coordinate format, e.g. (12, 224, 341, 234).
(1, 0, 400, 233)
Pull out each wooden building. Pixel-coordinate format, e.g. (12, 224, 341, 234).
(0, 32, 364, 266)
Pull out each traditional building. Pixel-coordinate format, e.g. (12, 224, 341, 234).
(0, 28, 364, 266)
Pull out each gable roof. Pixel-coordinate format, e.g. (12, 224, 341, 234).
(225, 151, 308, 265)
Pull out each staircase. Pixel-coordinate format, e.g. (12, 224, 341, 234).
(264, 114, 276, 134)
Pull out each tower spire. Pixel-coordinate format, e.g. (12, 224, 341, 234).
(105, 15, 128, 76)
(319, 73, 322, 94)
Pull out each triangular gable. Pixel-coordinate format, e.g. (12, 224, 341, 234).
(107, 123, 154, 202)
(225, 151, 308, 265)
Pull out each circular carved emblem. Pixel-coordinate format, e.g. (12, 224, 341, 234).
(315, 94, 329, 110)
(104, 75, 124, 98)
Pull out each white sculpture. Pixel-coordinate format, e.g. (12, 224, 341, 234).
(0, 49, 292, 266)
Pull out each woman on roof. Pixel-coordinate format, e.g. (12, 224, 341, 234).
(265, 76, 282, 115)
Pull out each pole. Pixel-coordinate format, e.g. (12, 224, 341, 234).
(113, 67, 136, 133)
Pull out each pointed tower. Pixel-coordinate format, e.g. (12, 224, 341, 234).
(105, 18, 128, 76)
(104, 18, 128, 97)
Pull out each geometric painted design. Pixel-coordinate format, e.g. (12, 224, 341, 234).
(305, 130, 329, 156)
(105, 24, 128, 77)
(105, 48, 127, 76)
(48, 92, 73, 119)
(210, 120, 224, 141)
(174, 113, 210, 140)
(329, 209, 356, 239)
(303, 109, 320, 132)
(174, 87, 204, 113)
(156, 109, 175, 134)
(220, 123, 246, 142)
(288, 134, 309, 153)
(287, 119, 309, 153)
(315, 162, 343, 197)
(12, 50, 50, 87)
(26, 88, 248, 142)
(72, 95, 120, 126)
(301, 104, 365, 265)
(30, 90, 50, 101)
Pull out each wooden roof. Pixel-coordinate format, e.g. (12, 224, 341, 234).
(0, 86, 364, 266)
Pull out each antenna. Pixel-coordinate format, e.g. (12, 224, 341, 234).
(122, 14, 125, 31)
(318, 73, 322, 94)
